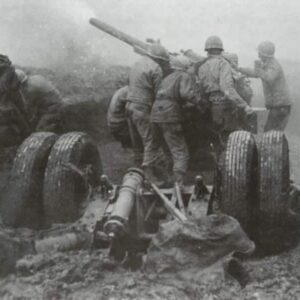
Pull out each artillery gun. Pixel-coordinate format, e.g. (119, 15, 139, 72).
(89, 18, 150, 54)
(90, 18, 193, 62)
(0, 19, 292, 259)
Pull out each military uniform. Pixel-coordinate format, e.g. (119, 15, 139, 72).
(126, 55, 163, 166)
(20, 74, 63, 132)
(107, 86, 128, 129)
(198, 55, 249, 144)
(239, 57, 291, 131)
(0, 64, 28, 146)
(107, 86, 130, 144)
(232, 70, 253, 105)
(222, 52, 253, 105)
(108, 85, 144, 164)
(150, 69, 197, 185)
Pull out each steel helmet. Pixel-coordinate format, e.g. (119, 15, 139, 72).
(257, 41, 275, 58)
(205, 36, 223, 51)
(15, 69, 28, 84)
(147, 43, 169, 61)
(170, 55, 191, 70)
(223, 52, 239, 67)
(0, 54, 11, 68)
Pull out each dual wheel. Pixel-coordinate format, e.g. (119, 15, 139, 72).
(220, 130, 290, 240)
(1, 132, 102, 229)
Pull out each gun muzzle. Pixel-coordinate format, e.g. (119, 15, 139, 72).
(89, 18, 148, 50)
(103, 168, 144, 238)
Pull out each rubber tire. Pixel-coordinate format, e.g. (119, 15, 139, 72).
(258, 130, 289, 228)
(220, 130, 258, 230)
(43, 132, 102, 226)
(1, 132, 58, 229)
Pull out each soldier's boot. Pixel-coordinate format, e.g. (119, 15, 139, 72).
(226, 257, 251, 288)
(153, 161, 174, 188)
(174, 171, 185, 191)
(143, 166, 166, 187)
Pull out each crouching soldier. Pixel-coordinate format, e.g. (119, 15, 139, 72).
(107, 86, 130, 145)
(15, 69, 64, 133)
(0, 56, 30, 146)
(107, 85, 145, 167)
(147, 55, 198, 188)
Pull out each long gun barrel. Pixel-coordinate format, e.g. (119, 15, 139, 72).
(89, 18, 149, 51)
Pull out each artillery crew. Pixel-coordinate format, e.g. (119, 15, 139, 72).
(126, 43, 170, 167)
(148, 55, 199, 187)
(197, 36, 253, 146)
(238, 41, 291, 131)
(116, 35, 292, 186)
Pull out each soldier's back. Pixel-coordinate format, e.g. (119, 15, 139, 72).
(198, 56, 229, 94)
(127, 56, 162, 103)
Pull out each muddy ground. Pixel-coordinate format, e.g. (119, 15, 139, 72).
(1, 63, 300, 299)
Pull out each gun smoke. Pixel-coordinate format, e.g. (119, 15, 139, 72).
(0, 0, 299, 131)
(1, 0, 300, 68)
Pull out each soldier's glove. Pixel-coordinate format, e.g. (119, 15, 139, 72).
(244, 105, 254, 117)
(254, 60, 262, 72)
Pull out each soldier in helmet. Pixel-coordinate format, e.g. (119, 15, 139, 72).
(222, 52, 253, 105)
(198, 36, 252, 148)
(238, 41, 291, 131)
(147, 55, 199, 187)
(0, 57, 30, 146)
(15, 69, 63, 133)
(126, 43, 170, 167)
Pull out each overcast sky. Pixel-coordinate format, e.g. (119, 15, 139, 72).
(0, 0, 299, 68)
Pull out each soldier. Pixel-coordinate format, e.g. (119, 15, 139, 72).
(0, 55, 19, 94)
(126, 43, 170, 167)
(222, 52, 253, 105)
(148, 55, 198, 187)
(0, 57, 30, 146)
(197, 36, 252, 148)
(15, 69, 63, 133)
(237, 41, 291, 131)
(107, 85, 144, 162)
(107, 86, 130, 145)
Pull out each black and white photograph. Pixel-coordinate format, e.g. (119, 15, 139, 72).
(0, 0, 299, 299)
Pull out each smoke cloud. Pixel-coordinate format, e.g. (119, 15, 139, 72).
(0, 0, 299, 130)
(0, 0, 299, 69)
(0, 1, 97, 68)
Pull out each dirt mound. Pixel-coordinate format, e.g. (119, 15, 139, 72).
(146, 215, 254, 274)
